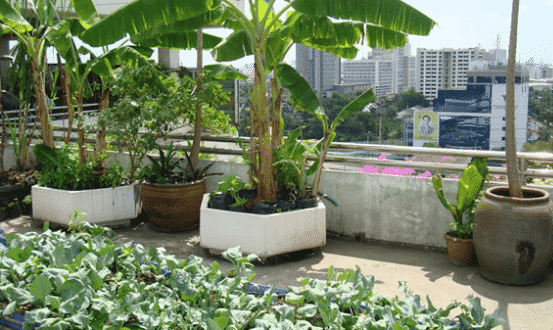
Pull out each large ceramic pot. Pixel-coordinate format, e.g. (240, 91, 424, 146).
(141, 178, 206, 232)
(444, 232, 477, 266)
(473, 186, 553, 285)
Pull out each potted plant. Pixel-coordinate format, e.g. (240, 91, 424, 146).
(139, 142, 220, 231)
(473, 0, 553, 285)
(431, 158, 488, 266)
(209, 175, 254, 211)
(31, 143, 139, 227)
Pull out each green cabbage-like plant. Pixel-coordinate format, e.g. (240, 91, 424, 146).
(432, 158, 489, 238)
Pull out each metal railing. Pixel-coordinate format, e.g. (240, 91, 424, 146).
(5, 105, 553, 183)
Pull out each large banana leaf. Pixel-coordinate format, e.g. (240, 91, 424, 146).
(211, 30, 253, 62)
(365, 24, 407, 50)
(204, 64, 248, 81)
(80, 0, 222, 46)
(130, 7, 230, 44)
(132, 31, 222, 50)
(291, 0, 436, 36)
(70, 0, 100, 29)
(0, 0, 32, 34)
(274, 63, 326, 123)
(331, 89, 374, 129)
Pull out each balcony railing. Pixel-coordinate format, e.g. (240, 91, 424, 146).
(4, 104, 553, 182)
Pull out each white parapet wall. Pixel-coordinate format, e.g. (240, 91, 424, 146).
(9, 144, 553, 250)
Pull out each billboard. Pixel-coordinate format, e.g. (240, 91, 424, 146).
(439, 116, 491, 150)
(403, 122, 413, 146)
(433, 84, 492, 113)
(413, 111, 438, 141)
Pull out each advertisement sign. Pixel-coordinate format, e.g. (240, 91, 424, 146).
(439, 116, 491, 150)
(413, 111, 438, 141)
(433, 84, 492, 114)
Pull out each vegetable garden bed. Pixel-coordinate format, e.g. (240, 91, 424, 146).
(0, 223, 505, 329)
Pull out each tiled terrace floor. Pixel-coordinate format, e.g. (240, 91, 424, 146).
(2, 216, 552, 330)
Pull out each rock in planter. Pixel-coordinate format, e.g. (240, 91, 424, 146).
(473, 186, 553, 285)
(208, 193, 235, 210)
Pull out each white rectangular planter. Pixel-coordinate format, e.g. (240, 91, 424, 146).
(200, 194, 326, 258)
(32, 182, 141, 227)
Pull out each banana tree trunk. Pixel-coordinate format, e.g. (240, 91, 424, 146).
(505, 0, 523, 198)
(57, 54, 74, 144)
(252, 47, 276, 201)
(270, 75, 283, 150)
(0, 92, 5, 172)
(189, 29, 203, 172)
(310, 133, 332, 198)
(18, 104, 29, 170)
(248, 99, 259, 186)
(94, 88, 110, 169)
(31, 57, 54, 148)
(76, 92, 87, 164)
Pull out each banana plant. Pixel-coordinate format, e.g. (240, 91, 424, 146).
(431, 158, 489, 231)
(275, 63, 375, 198)
(77, 0, 436, 201)
(0, 0, 75, 148)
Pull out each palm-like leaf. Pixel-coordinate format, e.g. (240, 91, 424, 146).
(70, 0, 100, 28)
(331, 89, 374, 129)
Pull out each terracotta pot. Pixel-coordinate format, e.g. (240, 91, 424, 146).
(444, 232, 477, 266)
(473, 186, 553, 285)
(141, 178, 206, 232)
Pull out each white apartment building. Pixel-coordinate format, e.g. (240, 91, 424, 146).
(370, 43, 411, 94)
(407, 56, 417, 90)
(416, 47, 487, 100)
(341, 59, 393, 97)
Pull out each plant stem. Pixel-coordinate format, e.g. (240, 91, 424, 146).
(189, 29, 204, 172)
(505, 0, 523, 198)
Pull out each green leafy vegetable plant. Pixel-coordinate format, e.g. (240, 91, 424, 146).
(0, 223, 505, 329)
(212, 175, 253, 207)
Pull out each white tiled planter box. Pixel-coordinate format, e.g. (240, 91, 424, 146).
(200, 194, 326, 258)
(32, 182, 141, 227)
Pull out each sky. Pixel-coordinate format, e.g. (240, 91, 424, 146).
(177, 0, 553, 71)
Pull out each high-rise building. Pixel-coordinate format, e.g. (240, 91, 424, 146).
(407, 56, 417, 90)
(295, 44, 341, 97)
(341, 59, 393, 97)
(369, 42, 411, 94)
(415, 47, 487, 100)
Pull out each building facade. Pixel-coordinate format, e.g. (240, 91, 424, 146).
(295, 44, 341, 97)
(341, 59, 393, 97)
(415, 47, 489, 100)
(369, 43, 411, 94)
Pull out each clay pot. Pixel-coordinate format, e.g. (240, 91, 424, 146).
(141, 179, 206, 232)
(473, 186, 553, 285)
(444, 232, 477, 266)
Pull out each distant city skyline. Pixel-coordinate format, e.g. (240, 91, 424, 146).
(178, 0, 553, 70)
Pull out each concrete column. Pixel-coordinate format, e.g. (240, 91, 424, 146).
(158, 48, 180, 71)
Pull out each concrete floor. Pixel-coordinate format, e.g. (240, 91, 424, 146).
(2, 216, 552, 330)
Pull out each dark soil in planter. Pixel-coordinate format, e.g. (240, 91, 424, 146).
(209, 193, 235, 210)
(238, 187, 258, 200)
(276, 200, 295, 212)
(295, 197, 318, 209)
(251, 201, 278, 214)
